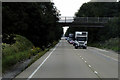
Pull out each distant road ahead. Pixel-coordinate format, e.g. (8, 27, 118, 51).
(16, 39, 118, 79)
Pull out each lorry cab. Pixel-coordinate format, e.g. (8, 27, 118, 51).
(74, 31, 88, 49)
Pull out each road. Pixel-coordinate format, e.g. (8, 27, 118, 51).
(15, 39, 118, 79)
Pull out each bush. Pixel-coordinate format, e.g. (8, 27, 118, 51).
(2, 35, 41, 72)
(89, 38, 120, 53)
(2, 35, 33, 57)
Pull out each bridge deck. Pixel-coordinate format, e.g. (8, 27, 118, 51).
(58, 17, 117, 27)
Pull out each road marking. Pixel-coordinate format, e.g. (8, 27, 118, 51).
(76, 54, 101, 79)
(94, 49, 118, 61)
(88, 65, 91, 67)
(91, 48, 118, 62)
(94, 71, 98, 74)
(101, 53, 118, 61)
(27, 43, 59, 79)
(95, 48, 109, 53)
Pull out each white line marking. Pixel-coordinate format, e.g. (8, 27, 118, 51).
(85, 61, 87, 63)
(94, 48, 118, 61)
(82, 58, 84, 59)
(27, 43, 59, 79)
(101, 53, 118, 61)
(88, 65, 91, 67)
(59, 43, 62, 46)
(95, 48, 109, 53)
(94, 71, 98, 74)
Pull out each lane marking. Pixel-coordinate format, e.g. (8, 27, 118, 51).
(76, 54, 102, 79)
(94, 71, 98, 74)
(88, 65, 91, 68)
(93, 49, 118, 61)
(95, 48, 109, 53)
(100, 53, 118, 61)
(90, 48, 118, 62)
(27, 43, 59, 79)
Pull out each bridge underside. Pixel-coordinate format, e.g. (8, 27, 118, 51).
(59, 22, 105, 28)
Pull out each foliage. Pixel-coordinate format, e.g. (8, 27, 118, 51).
(66, 2, 120, 42)
(65, 2, 120, 52)
(97, 17, 120, 41)
(2, 35, 41, 72)
(2, 2, 63, 49)
(75, 2, 119, 17)
(2, 35, 33, 57)
(89, 38, 120, 53)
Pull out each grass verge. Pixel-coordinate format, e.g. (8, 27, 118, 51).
(2, 34, 59, 74)
(88, 38, 120, 53)
(2, 35, 41, 72)
(26, 41, 58, 69)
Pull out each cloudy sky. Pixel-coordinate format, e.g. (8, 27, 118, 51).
(52, 0, 118, 17)
(52, 0, 91, 17)
(52, 0, 91, 34)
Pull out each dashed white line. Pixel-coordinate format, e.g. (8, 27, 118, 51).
(77, 54, 101, 78)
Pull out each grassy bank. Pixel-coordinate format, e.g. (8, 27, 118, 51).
(88, 38, 120, 53)
(2, 35, 41, 72)
(2, 34, 58, 73)
(27, 41, 58, 67)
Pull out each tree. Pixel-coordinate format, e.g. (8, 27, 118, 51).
(2, 2, 63, 49)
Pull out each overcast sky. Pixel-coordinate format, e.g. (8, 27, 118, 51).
(52, 0, 118, 17)
(52, 0, 91, 17)
(52, 0, 91, 34)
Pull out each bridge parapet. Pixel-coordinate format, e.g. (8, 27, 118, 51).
(59, 17, 116, 23)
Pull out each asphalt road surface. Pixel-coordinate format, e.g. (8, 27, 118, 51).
(15, 39, 118, 79)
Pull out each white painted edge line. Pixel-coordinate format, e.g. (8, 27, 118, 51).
(59, 43, 61, 46)
(27, 43, 59, 80)
(94, 48, 118, 61)
(88, 65, 91, 68)
(85, 61, 87, 63)
(95, 48, 109, 53)
(94, 71, 98, 74)
(101, 53, 118, 61)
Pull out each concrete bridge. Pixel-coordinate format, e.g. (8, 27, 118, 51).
(58, 17, 116, 27)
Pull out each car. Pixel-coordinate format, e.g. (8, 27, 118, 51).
(69, 40, 74, 44)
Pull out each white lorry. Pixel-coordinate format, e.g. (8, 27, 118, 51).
(74, 31, 88, 49)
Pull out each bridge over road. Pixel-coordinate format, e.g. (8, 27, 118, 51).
(58, 17, 116, 27)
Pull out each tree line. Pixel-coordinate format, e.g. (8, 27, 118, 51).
(66, 2, 120, 43)
(2, 2, 63, 50)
